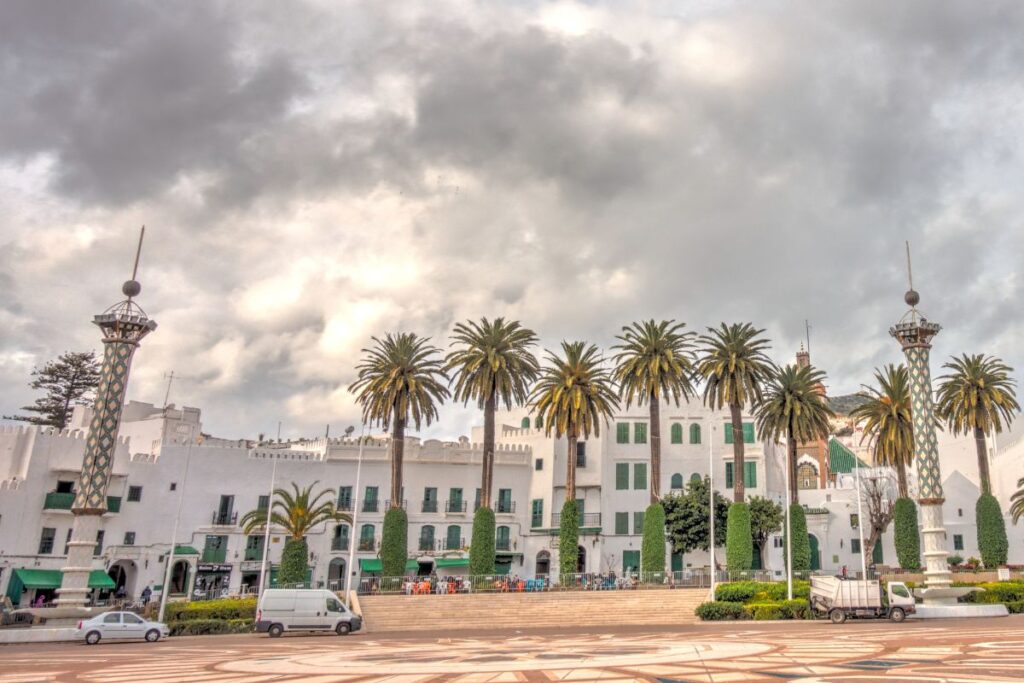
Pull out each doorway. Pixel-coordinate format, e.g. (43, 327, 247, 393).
(808, 534, 821, 571)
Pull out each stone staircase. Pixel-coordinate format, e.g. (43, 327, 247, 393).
(357, 588, 708, 633)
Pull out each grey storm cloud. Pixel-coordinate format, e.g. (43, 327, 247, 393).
(0, 0, 1022, 441)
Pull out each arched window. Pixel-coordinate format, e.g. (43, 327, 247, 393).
(670, 473, 684, 490)
(797, 462, 818, 490)
(446, 525, 461, 550)
(521, 417, 530, 429)
(690, 472, 702, 483)
(496, 525, 511, 551)
(419, 525, 435, 551)
(689, 423, 701, 444)
(333, 523, 350, 550)
(536, 415, 543, 428)
(359, 524, 375, 550)
(670, 423, 683, 444)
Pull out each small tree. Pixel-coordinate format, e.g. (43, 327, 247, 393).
(859, 470, 897, 565)
(725, 503, 753, 571)
(663, 476, 728, 558)
(469, 507, 496, 575)
(748, 496, 783, 569)
(5, 351, 101, 429)
(786, 504, 811, 571)
(977, 494, 1008, 568)
(893, 498, 921, 570)
(641, 502, 667, 574)
(558, 500, 580, 577)
(381, 508, 409, 577)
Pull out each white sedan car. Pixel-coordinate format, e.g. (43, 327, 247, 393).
(78, 611, 170, 645)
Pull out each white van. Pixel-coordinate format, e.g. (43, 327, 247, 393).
(255, 589, 362, 637)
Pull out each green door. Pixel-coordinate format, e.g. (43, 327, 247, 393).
(808, 534, 821, 571)
(623, 550, 640, 574)
(872, 540, 884, 565)
(751, 541, 762, 569)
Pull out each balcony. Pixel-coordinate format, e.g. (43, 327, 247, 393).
(243, 549, 263, 561)
(358, 538, 376, 551)
(43, 492, 121, 513)
(384, 499, 407, 510)
(362, 499, 379, 513)
(496, 500, 516, 514)
(211, 511, 238, 526)
(496, 538, 511, 551)
(551, 512, 602, 527)
(336, 500, 353, 512)
(331, 536, 350, 552)
(445, 537, 465, 551)
(422, 500, 438, 513)
(418, 537, 436, 552)
(445, 500, 467, 514)
(202, 547, 227, 563)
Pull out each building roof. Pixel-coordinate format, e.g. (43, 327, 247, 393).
(828, 439, 869, 474)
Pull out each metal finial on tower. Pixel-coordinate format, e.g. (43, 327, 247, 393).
(904, 241, 919, 308)
(122, 226, 145, 299)
(805, 319, 811, 355)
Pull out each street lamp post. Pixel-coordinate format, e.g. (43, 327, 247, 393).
(344, 426, 367, 607)
(708, 423, 715, 594)
(158, 434, 198, 623)
(256, 452, 279, 596)
(783, 442, 793, 601)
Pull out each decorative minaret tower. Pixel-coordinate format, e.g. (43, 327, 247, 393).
(56, 228, 157, 608)
(888, 243, 952, 598)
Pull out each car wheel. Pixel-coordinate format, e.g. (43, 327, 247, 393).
(335, 622, 351, 636)
(268, 624, 284, 638)
(85, 631, 102, 645)
(145, 629, 161, 642)
(889, 607, 906, 623)
(829, 609, 847, 624)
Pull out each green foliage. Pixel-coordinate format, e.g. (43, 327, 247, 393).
(725, 503, 752, 571)
(947, 554, 964, 567)
(381, 508, 409, 577)
(168, 618, 253, 636)
(469, 506, 496, 576)
(612, 319, 697, 409)
(240, 481, 350, 539)
(850, 364, 915, 496)
(696, 598, 811, 621)
(278, 537, 310, 585)
(960, 582, 1024, 606)
(749, 496, 783, 566)
(445, 318, 540, 411)
(641, 502, 666, 573)
(696, 323, 775, 412)
(755, 363, 835, 452)
(714, 580, 810, 603)
(936, 353, 1019, 438)
(1012, 476, 1024, 523)
(162, 598, 257, 622)
(663, 476, 728, 554)
(893, 497, 921, 570)
(4, 351, 101, 429)
(827, 394, 870, 416)
(785, 504, 811, 571)
(558, 499, 580, 578)
(976, 494, 1008, 568)
(529, 342, 619, 443)
(695, 601, 749, 620)
(748, 603, 783, 620)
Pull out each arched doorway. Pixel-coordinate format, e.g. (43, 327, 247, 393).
(328, 558, 346, 590)
(107, 561, 136, 598)
(170, 560, 191, 595)
(535, 550, 550, 577)
(576, 546, 586, 574)
(808, 534, 821, 571)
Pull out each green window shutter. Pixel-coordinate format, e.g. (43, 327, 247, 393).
(670, 423, 682, 444)
(447, 525, 461, 549)
(616, 463, 629, 490)
(521, 417, 530, 429)
(671, 551, 683, 572)
(615, 512, 629, 535)
(623, 550, 640, 573)
(531, 499, 544, 528)
(690, 423, 701, 444)
(745, 462, 757, 488)
(616, 422, 629, 444)
(575, 498, 585, 514)
(633, 511, 645, 534)
(725, 462, 734, 489)
(724, 422, 734, 444)
(633, 463, 647, 490)
(670, 473, 683, 489)
(634, 422, 647, 444)
(743, 422, 755, 444)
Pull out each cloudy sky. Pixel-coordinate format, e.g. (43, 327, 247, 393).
(1, 0, 1022, 442)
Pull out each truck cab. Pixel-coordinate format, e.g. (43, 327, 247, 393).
(810, 576, 916, 624)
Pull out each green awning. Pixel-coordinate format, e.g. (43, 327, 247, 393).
(359, 559, 421, 573)
(828, 439, 869, 474)
(434, 557, 469, 568)
(88, 571, 116, 589)
(173, 545, 200, 556)
(12, 569, 115, 589)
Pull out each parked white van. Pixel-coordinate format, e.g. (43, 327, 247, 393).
(255, 589, 362, 637)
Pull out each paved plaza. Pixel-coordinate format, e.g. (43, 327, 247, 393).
(1, 616, 1022, 682)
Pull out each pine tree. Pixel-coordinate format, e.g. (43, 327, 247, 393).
(6, 351, 101, 429)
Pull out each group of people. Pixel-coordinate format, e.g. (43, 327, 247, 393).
(399, 573, 550, 595)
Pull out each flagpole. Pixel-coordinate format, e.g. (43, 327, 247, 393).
(344, 425, 367, 607)
(158, 435, 197, 623)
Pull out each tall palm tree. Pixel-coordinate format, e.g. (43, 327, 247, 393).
(1011, 477, 1024, 524)
(850, 365, 915, 498)
(530, 341, 618, 576)
(755, 363, 835, 505)
(936, 354, 1019, 495)
(446, 317, 540, 509)
(349, 333, 450, 506)
(696, 323, 775, 503)
(612, 319, 697, 503)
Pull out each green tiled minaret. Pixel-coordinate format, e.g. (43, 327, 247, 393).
(889, 251, 952, 595)
(56, 229, 157, 608)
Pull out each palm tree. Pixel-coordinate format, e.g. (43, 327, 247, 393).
(612, 319, 697, 503)
(530, 342, 618, 575)
(349, 333, 450, 507)
(696, 323, 775, 503)
(936, 354, 1019, 495)
(446, 317, 540, 509)
(1011, 477, 1024, 524)
(755, 363, 835, 505)
(240, 482, 351, 585)
(850, 365, 915, 498)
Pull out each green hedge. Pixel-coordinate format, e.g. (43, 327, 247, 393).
(893, 498, 921, 570)
(960, 582, 1024, 604)
(558, 499, 580, 578)
(695, 601, 749, 620)
(641, 502, 666, 574)
(164, 598, 257, 622)
(697, 598, 811, 621)
(469, 506, 497, 576)
(976, 494, 1008, 568)
(786, 504, 811, 571)
(381, 507, 409, 577)
(278, 537, 309, 585)
(725, 503, 752, 571)
(168, 618, 253, 636)
(714, 580, 810, 603)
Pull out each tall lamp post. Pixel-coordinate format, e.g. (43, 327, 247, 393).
(256, 451, 279, 596)
(708, 423, 715, 595)
(344, 426, 367, 606)
(783, 442, 793, 601)
(56, 229, 157, 608)
(158, 434, 199, 622)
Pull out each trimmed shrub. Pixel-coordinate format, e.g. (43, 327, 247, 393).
(747, 603, 784, 620)
(381, 507, 409, 577)
(786, 504, 811, 571)
(165, 598, 256, 622)
(725, 503, 752, 571)
(976, 494, 1008, 568)
(715, 580, 810, 603)
(893, 497, 921, 570)
(168, 618, 253, 636)
(469, 506, 497, 576)
(641, 502, 667, 574)
(695, 601, 749, 620)
(780, 598, 811, 619)
(278, 537, 309, 585)
(558, 499, 580, 578)
(960, 582, 1024, 605)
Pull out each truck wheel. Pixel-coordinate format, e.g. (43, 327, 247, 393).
(335, 622, 350, 635)
(268, 624, 284, 638)
(889, 607, 906, 623)
(829, 609, 847, 624)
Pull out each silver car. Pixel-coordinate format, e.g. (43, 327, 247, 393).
(78, 611, 170, 645)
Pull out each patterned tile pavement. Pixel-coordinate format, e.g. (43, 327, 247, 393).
(2, 617, 1024, 682)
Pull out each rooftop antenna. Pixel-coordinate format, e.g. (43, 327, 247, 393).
(124, 226, 145, 302)
(162, 371, 176, 408)
(902, 241, 921, 320)
(805, 319, 811, 355)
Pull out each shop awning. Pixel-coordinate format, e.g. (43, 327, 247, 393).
(12, 569, 115, 589)
(434, 557, 469, 568)
(173, 545, 200, 556)
(358, 559, 421, 573)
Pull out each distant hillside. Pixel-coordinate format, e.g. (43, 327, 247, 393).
(828, 394, 869, 415)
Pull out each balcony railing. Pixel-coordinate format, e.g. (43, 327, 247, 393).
(202, 548, 227, 563)
(336, 500, 353, 512)
(496, 538, 511, 551)
(496, 500, 516, 514)
(362, 499, 379, 513)
(43, 492, 121, 513)
(422, 500, 438, 513)
(418, 537, 436, 551)
(445, 500, 467, 514)
(445, 537, 465, 551)
(211, 511, 238, 526)
(531, 515, 543, 528)
(358, 538, 376, 551)
(243, 548, 263, 561)
(385, 499, 407, 510)
(331, 536, 350, 552)
(551, 512, 601, 527)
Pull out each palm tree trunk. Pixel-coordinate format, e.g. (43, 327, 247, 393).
(729, 402, 745, 503)
(649, 393, 661, 504)
(566, 429, 577, 503)
(974, 425, 991, 495)
(787, 432, 798, 506)
(390, 415, 405, 508)
(481, 392, 496, 509)
(895, 461, 908, 499)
